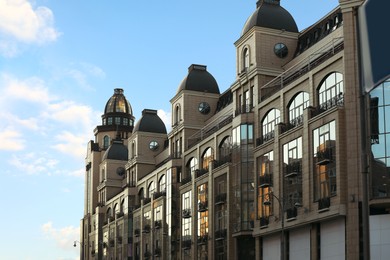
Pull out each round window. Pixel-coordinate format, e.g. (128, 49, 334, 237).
(149, 141, 159, 151)
(274, 43, 288, 58)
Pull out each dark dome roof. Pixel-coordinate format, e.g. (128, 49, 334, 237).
(102, 137, 128, 161)
(104, 88, 133, 115)
(133, 109, 167, 134)
(177, 64, 220, 94)
(242, 0, 298, 36)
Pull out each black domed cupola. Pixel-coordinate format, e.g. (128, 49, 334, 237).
(133, 109, 167, 134)
(101, 88, 135, 130)
(242, 0, 298, 36)
(177, 64, 220, 94)
(102, 134, 128, 161)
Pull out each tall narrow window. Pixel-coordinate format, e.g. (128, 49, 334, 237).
(243, 47, 250, 72)
(283, 138, 303, 217)
(175, 105, 181, 125)
(257, 151, 274, 223)
(313, 121, 336, 203)
(219, 136, 232, 163)
(202, 148, 214, 170)
(159, 174, 166, 192)
(103, 135, 110, 149)
(370, 80, 390, 198)
(148, 181, 155, 198)
(262, 109, 280, 142)
(288, 92, 309, 127)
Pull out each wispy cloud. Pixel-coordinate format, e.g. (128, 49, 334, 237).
(0, 0, 60, 56)
(41, 222, 80, 251)
(65, 62, 106, 90)
(0, 128, 25, 151)
(9, 152, 58, 175)
(52, 131, 87, 159)
(0, 73, 99, 159)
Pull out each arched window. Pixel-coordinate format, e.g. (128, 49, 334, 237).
(131, 141, 136, 159)
(175, 105, 181, 125)
(148, 181, 155, 198)
(106, 207, 112, 222)
(288, 92, 309, 126)
(101, 168, 105, 182)
(318, 72, 344, 110)
(243, 47, 250, 72)
(219, 136, 232, 161)
(202, 147, 214, 170)
(262, 109, 280, 141)
(159, 175, 166, 192)
(113, 203, 118, 219)
(103, 135, 110, 149)
(120, 199, 125, 214)
(186, 157, 198, 178)
(137, 188, 144, 206)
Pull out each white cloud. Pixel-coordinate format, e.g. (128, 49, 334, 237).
(0, 128, 25, 151)
(9, 152, 58, 175)
(41, 221, 80, 251)
(0, 0, 60, 43)
(65, 63, 106, 90)
(0, 73, 100, 159)
(0, 73, 53, 105)
(157, 109, 171, 132)
(52, 131, 87, 159)
(68, 167, 84, 178)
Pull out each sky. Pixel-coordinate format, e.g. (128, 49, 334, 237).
(0, 0, 339, 259)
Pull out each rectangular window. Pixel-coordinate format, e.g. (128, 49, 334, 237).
(257, 151, 274, 221)
(313, 121, 336, 201)
(283, 137, 303, 213)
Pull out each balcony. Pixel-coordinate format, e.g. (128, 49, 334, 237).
(142, 224, 151, 233)
(154, 220, 162, 229)
(116, 212, 124, 218)
(235, 104, 253, 116)
(215, 229, 227, 241)
(143, 197, 151, 205)
(256, 131, 275, 146)
(195, 168, 208, 178)
(144, 251, 151, 258)
(259, 216, 269, 227)
(154, 247, 161, 257)
(134, 228, 140, 237)
(258, 173, 273, 188)
(285, 161, 302, 178)
(318, 197, 331, 211)
(182, 208, 191, 218)
(213, 154, 232, 169)
(316, 148, 333, 165)
(182, 239, 192, 250)
(215, 193, 227, 205)
(286, 207, 298, 220)
(198, 235, 208, 245)
(311, 94, 344, 118)
(181, 175, 192, 185)
(153, 191, 166, 200)
(198, 201, 208, 212)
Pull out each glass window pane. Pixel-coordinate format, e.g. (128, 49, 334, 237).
(378, 106, 385, 133)
(370, 85, 384, 106)
(372, 135, 386, 158)
(384, 106, 390, 133)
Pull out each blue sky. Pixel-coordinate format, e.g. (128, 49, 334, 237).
(0, 1, 338, 259)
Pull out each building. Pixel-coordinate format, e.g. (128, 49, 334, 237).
(80, 1, 390, 259)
